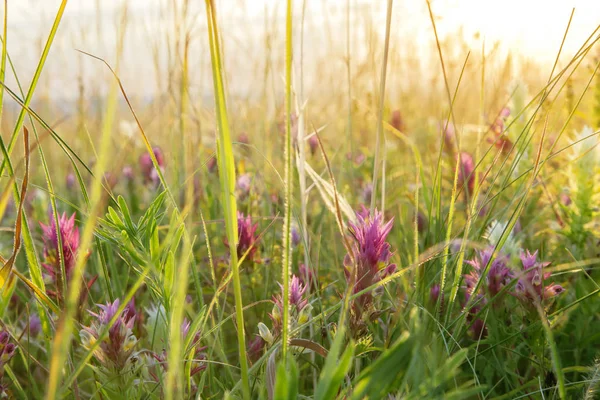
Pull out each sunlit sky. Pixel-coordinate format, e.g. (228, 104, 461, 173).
(4, 0, 600, 98)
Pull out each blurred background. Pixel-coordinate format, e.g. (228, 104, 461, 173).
(2, 0, 599, 187)
(6, 0, 600, 99)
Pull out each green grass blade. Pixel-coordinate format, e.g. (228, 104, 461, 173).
(0, 0, 68, 177)
(203, 1, 249, 398)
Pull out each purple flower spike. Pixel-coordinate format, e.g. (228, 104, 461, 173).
(458, 152, 475, 194)
(430, 284, 440, 304)
(390, 110, 406, 132)
(298, 263, 316, 288)
(361, 183, 373, 205)
(207, 156, 218, 174)
(181, 318, 192, 340)
(139, 146, 165, 185)
(443, 122, 455, 154)
(247, 336, 265, 363)
(514, 250, 564, 304)
(66, 173, 76, 190)
(27, 315, 42, 337)
(0, 329, 16, 365)
(560, 193, 571, 206)
(291, 225, 301, 248)
(40, 212, 82, 283)
(289, 275, 308, 312)
(344, 206, 395, 310)
(236, 173, 252, 199)
(308, 134, 319, 155)
(122, 165, 134, 181)
(82, 299, 138, 371)
(238, 132, 250, 145)
(270, 274, 310, 335)
(225, 212, 260, 261)
(464, 248, 513, 299)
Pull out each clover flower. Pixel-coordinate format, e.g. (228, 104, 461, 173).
(390, 109, 406, 132)
(462, 248, 513, 339)
(81, 299, 138, 372)
(225, 212, 259, 261)
(308, 134, 319, 155)
(235, 173, 252, 200)
(291, 225, 301, 248)
(26, 314, 42, 337)
(247, 335, 266, 364)
(139, 146, 165, 186)
(514, 250, 565, 304)
(66, 173, 76, 190)
(430, 284, 440, 305)
(122, 165, 134, 182)
(361, 183, 373, 205)
(464, 248, 513, 299)
(207, 156, 218, 174)
(268, 275, 311, 338)
(298, 263, 316, 289)
(457, 152, 475, 194)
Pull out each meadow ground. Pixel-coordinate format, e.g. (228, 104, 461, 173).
(1, 1, 600, 399)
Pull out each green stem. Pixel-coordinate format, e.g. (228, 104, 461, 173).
(281, 0, 294, 362)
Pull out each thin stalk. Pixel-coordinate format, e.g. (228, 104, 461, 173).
(281, 0, 294, 362)
(370, 0, 393, 213)
(0, 0, 7, 123)
(297, 0, 316, 388)
(346, 0, 353, 186)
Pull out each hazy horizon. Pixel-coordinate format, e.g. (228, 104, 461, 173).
(3, 0, 599, 101)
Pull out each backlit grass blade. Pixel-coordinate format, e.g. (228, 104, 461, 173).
(0, 0, 68, 177)
(203, 1, 249, 398)
(46, 5, 128, 396)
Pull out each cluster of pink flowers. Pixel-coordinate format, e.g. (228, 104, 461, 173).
(462, 247, 565, 338)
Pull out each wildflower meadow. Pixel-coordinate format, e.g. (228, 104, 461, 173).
(1, 0, 600, 398)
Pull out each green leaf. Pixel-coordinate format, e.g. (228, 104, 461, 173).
(117, 195, 135, 233)
(352, 332, 413, 399)
(275, 358, 300, 400)
(315, 326, 355, 400)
